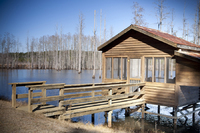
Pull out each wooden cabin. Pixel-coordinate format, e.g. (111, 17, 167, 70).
(98, 25, 200, 114)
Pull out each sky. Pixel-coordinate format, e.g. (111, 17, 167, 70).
(0, 0, 198, 52)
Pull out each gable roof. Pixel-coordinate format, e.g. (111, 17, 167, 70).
(98, 24, 200, 52)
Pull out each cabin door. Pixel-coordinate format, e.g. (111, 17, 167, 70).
(129, 58, 141, 92)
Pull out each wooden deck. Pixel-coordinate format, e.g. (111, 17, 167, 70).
(10, 81, 145, 127)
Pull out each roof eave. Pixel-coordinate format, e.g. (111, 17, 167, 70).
(177, 44, 200, 52)
(131, 26, 177, 48)
(175, 51, 200, 63)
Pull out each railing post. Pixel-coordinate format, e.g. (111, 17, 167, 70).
(12, 84, 16, 108)
(142, 103, 145, 119)
(41, 82, 46, 105)
(59, 88, 64, 108)
(108, 88, 112, 127)
(42, 88, 46, 105)
(28, 88, 33, 113)
(108, 110, 112, 127)
(91, 84, 95, 124)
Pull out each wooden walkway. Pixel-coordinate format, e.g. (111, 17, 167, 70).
(9, 81, 145, 127)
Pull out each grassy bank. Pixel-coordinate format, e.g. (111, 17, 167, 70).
(0, 99, 124, 133)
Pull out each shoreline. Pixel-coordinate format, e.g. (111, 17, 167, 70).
(0, 99, 124, 133)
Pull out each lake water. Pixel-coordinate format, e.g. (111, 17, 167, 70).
(0, 69, 199, 133)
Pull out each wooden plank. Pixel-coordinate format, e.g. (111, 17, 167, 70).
(146, 99, 175, 107)
(63, 83, 145, 93)
(62, 99, 145, 118)
(34, 106, 65, 114)
(9, 81, 46, 87)
(177, 108, 200, 119)
(70, 97, 138, 110)
(44, 110, 65, 117)
(26, 83, 65, 90)
(61, 91, 144, 106)
(144, 111, 176, 119)
(16, 92, 42, 99)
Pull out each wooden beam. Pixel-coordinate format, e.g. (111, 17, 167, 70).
(12, 84, 16, 108)
(26, 83, 65, 90)
(108, 111, 112, 127)
(16, 92, 42, 99)
(60, 91, 144, 106)
(63, 83, 145, 93)
(177, 108, 200, 119)
(9, 81, 46, 87)
(28, 89, 33, 113)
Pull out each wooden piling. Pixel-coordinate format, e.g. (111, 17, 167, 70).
(92, 114, 95, 125)
(193, 104, 196, 126)
(108, 110, 112, 127)
(142, 103, 145, 119)
(28, 89, 33, 113)
(158, 105, 160, 123)
(12, 84, 16, 108)
(173, 107, 178, 131)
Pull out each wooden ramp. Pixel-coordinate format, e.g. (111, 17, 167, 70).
(17, 104, 66, 117)
(9, 81, 145, 127)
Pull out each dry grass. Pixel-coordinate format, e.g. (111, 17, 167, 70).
(0, 100, 125, 133)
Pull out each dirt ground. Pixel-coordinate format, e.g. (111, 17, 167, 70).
(0, 100, 124, 133)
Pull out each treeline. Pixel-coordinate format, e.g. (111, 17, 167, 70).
(0, 32, 102, 70)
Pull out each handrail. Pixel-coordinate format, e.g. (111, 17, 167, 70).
(9, 81, 46, 108)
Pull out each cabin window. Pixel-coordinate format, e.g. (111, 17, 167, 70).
(130, 59, 141, 79)
(106, 58, 112, 79)
(167, 58, 176, 83)
(145, 57, 152, 82)
(113, 58, 121, 79)
(154, 57, 165, 83)
(122, 58, 127, 80)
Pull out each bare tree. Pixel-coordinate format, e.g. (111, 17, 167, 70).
(104, 17, 106, 43)
(170, 9, 175, 35)
(99, 9, 102, 79)
(110, 26, 114, 39)
(198, 1, 200, 45)
(30, 37, 35, 69)
(192, 8, 198, 44)
(182, 3, 187, 39)
(78, 12, 84, 74)
(132, 2, 146, 26)
(154, 0, 169, 31)
(92, 10, 96, 79)
(0, 35, 6, 68)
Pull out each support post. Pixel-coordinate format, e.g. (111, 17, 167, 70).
(125, 107, 130, 117)
(108, 110, 112, 127)
(173, 107, 178, 131)
(28, 88, 33, 113)
(104, 111, 108, 124)
(158, 105, 160, 123)
(91, 89, 95, 125)
(42, 89, 46, 105)
(59, 88, 64, 108)
(193, 104, 196, 126)
(42, 82, 46, 105)
(92, 114, 95, 125)
(12, 84, 16, 108)
(142, 103, 145, 119)
(141, 118, 144, 133)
